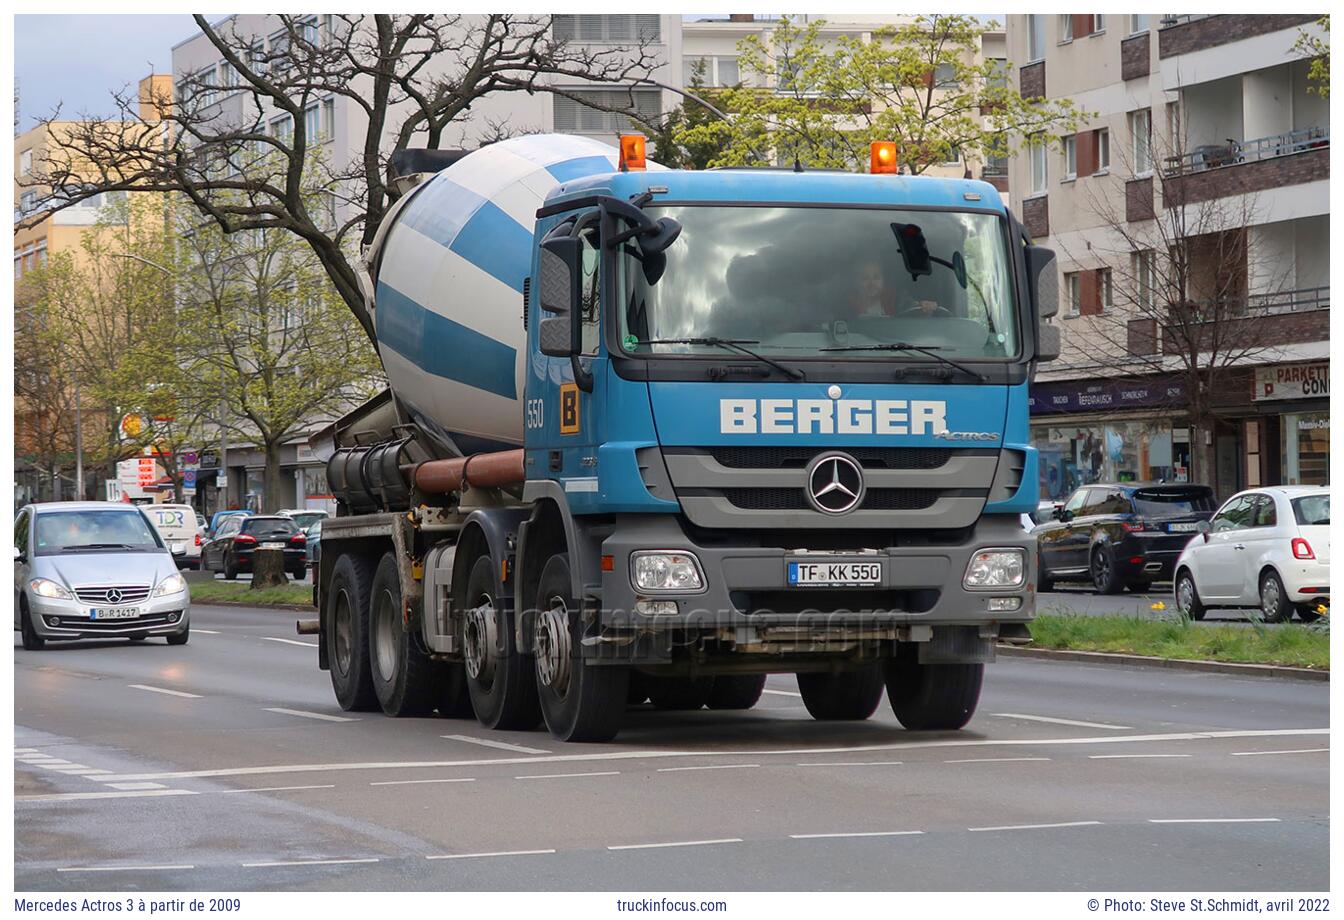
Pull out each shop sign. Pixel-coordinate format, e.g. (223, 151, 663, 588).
(1253, 363, 1329, 401)
(1029, 378, 1186, 415)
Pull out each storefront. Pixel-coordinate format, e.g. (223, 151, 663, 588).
(1252, 362, 1330, 486)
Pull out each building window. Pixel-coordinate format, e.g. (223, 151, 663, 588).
(298, 16, 319, 47)
(1282, 412, 1329, 486)
(1058, 14, 1074, 42)
(19, 190, 38, 215)
(1029, 137, 1048, 194)
(1063, 135, 1077, 180)
(1099, 267, 1113, 312)
(1133, 250, 1156, 311)
(304, 104, 320, 140)
(1096, 127, 1110, 171)
(987, 58, 1008, 91)
(269, 114, 294, 146)
(198, 65, 219, 108)
(933, 62, 959, 88)
(683, 55, 739, 87)
(552, 88, 662, 135)
(1128, 14, 1150, 35)
(19, 148, 33, 175)
(1129, 108, 1152, 175)
(1093, 15, 1105, 33)
(1066, 271, 1082, 315)
(553, 14, 660, 43)
(321, 98, 335, 142)
(1027, 15, 1046, 62)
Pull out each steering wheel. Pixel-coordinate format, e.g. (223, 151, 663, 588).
(895, 303, 954, 317)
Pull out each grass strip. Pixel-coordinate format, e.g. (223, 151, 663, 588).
(1028, 613, 1329, 670)
(188, 579, 314, 608)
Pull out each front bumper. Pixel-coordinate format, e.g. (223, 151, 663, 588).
(28, 592, 191, 640)
(598, 514, 1035, 630)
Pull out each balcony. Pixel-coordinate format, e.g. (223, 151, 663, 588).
(1162, 127, 1329, 207)
(1164, 126, 1329, 177)
(1158, 14, 1317, 59)
(1156, 287, 1329, 354)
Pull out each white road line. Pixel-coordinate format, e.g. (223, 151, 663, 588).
(762, 689, 803, 697)
(242, 858, 379, 868)
(17, 755, 68, 764)
(58, 864, 194, 873)
(85, 727, 1332, 783)
(797, 761, 904, 768)
(442, 734, 551, 755)
(656, 764, 760, 773)
(609, 838, 743, 851)
(14, 748, 38, 754)
(1231, 748, 1329, 757)
(370, 778, 477, 787)
(790, 831, 923, 839)
(129, 684, 202, 699)
(17, 789, 198, 803)
(193, 629, 220, 635)
(1149, 817, 1282, 824)
(263, 708, 358, 723)
(516, 771, 620, 780)
(969, 820, 1102, 832)
(220, 785, 336, 794)
(994, 713, 1132, 730)
(105, 782, 167, 791)
(50, 767, 112, 775)
(261, 637, 318, 648)
(427, 849, 555, 860)
(1089, 753, 1192, 759)
(945, 757, 1052, 764)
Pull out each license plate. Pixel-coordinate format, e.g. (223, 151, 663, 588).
(787, 561, 883, 587)
(1167, 522, 1198, 533)
(261, 542, 285, 550)
(90, 606, 140, 620)
(171, 542, 185, 553)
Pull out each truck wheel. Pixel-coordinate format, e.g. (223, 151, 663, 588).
(707, 675, 767, 711)
(326, 553, 378, 711)
(645, 676, 714, 711)
(533, 553, 628, 742)
(368, 553, 438, 716)
(884, 643, 983, 731)
(19, 599, 45, 651)
(796, 666, 884, 721)
(461, 554, 540, 731)
(626, 672, 649, 706)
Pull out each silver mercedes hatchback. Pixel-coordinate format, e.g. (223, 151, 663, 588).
(14, 501, 191, 649)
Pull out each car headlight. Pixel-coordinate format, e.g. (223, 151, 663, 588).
(964, 549, 1026, 589)
(630, 551, 705, 593)
(29, 578, 73, 600)
(152, 573, 187, 597)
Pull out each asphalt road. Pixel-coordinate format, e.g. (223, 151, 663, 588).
(15, 604, 1328, 892)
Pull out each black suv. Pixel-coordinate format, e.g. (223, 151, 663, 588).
(1035, 483, 1217, 594)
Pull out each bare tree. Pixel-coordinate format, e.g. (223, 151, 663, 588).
(20, 14, 664, 345)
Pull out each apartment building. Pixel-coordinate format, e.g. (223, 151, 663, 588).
(1005, 14, 1328, 500)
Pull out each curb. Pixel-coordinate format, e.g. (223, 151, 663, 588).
(997, 644, 1328, 682)
(191, 599, 315, 612)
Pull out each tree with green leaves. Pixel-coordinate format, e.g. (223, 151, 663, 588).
(1294, 16, 1329, 97)
(673, 15, 1087, 174)
(650, 58, 738, 169)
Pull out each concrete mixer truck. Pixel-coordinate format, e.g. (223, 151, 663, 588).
(308, 133, 1060, 742)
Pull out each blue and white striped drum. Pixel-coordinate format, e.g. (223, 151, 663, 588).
(373, 134, 656, 453)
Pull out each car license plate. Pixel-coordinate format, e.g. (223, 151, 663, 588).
(90, 606, 140, 620)
(1167, 522, 1198, 533)
(261, 542, 285, 550)
(787, 561, 882, 587)
(170, 541, 185, 553)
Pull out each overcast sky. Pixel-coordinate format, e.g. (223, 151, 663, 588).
(15, 14, 199, 130)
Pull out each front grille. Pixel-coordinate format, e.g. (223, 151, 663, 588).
(706, 446, 956, 470)
(49, 611, 179, 632)
(73, 585, 152, 604)
(719, 487, 941, 512)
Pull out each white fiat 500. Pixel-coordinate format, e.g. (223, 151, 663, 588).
(1173, 486, 1329, 622)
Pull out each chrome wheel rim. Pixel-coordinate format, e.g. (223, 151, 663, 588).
(1093, 551, 1110, 589)
(373, 587, 398, 683)
(333, 590, 353, 676)
(1177, 577, 1195, 615)
(463, 594, 497, 685)
(535, 597, 572, 695)
(1262, 578, 1281, 619)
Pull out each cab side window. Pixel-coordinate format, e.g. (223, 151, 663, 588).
(578, 219, 601, 356)
(1211, 496, 1252, 532)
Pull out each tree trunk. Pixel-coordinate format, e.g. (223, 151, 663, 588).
(263, 440, 285, 513)
(251, 548, 289, 589)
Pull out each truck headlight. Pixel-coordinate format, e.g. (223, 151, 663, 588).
(630, 551, 705, 593)
(152, 573, 187, 597)
(964, 549, 1025, 589)
(29, 578, 73, 600)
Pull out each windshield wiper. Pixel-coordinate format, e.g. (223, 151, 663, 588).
(62, 543, 136, 551)
(634, 337, 805, 381)
(818, 342, 986, 383)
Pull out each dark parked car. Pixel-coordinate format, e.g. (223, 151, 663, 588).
(1036, 483, 1217, 594)
(201, 515, 307, 581)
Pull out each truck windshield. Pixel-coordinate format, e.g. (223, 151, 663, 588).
(618, 205, 1019, 361)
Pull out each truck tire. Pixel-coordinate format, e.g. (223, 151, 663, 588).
(436, 663, 476, 719)
(796, 666, 884, 721)
(368, 552, 438, 716)
(461, 554, 540, 731)
(707, 674, 767, 711)
(626, 672, 649, 706)
(645, 676, 714, 711)
(326, 553, 379, 711)
(884, 644, 983, 731)
(533, 553, 628, 742)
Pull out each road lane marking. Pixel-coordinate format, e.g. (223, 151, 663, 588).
(969, 821, 1102, 832)
(50, 767, 112, 775)
(993, 713, 1131, 730)
(264, 708, 358, 723)
(1089, 753, 1191, 759)
(1231, 748, 1329, 757)
(516, 771, 620, 780)
(129, 684, 202, 699)
(17, 789, 198, 803)
(797, 761, 904, 767)
(84, 727, 1331, 782)
(1149, 818, 1281, 824)
(17, 755, 68, 763)
(656, 764, 760, 772)
(105, 782, 167, 790)
(243, 858, 379, 867)
(370, 778, 477, 786)
(790, 831, 923, 839)
(58, 864, 194, 873)
(13, 748, 38, 753)
(193, 629, 220, 635)
(262, 637, 318, 648)
(608, 838, 743, 850)
(427, 849, 555, 860)
(220, 785, 336, 794)
(945, 757, 1052, 764)
(442, 734, 551, 755)
(762, 689, 803, 697)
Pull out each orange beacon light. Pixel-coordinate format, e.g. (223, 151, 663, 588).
(619, 134, 647, 172)
(870, 140, 898, 174)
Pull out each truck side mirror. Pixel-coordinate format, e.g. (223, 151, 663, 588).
(538, 237, 582, 358)
(1025, 245, 1060, 361)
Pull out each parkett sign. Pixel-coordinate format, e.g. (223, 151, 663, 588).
(1254, 362, 1329, 401)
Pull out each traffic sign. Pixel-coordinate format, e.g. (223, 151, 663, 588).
(183, 469, 197, 489)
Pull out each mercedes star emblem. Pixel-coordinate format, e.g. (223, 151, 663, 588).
(805, 452, 865, 514)
(105, 588, 124, 605)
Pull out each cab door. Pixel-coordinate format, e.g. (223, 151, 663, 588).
(1198, 495, 1254, 600)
